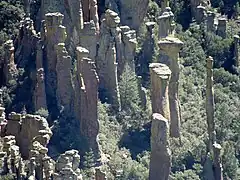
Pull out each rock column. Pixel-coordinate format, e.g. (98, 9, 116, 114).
(3, 40, 18, 84)
(80, 21, 97, 60)
(45, 12, 66, 113)
(95, 168, 107, 180)
(213, 143, 223, 180)
(33, 39, 47, 111)
(159, 37, 183, 138)
(161, 0, 169, 12)
(33, 68, 47, 111)
(234, 35, 240, 67)
(76, 47, 101, 161)
(149, 113, 171, 180)
(97, 10, 121, 111)
(196, 5, 207, 24)
(207, 11, 216, 32)
(217, 18, 227, 38)
(149, 63, 171, 120)
(157, 8, 175, 39)
(121, 29, 137, 72)
(55, 42, 74, 113)
(82, 0, 100, 34)
(206, 56, 216, 152)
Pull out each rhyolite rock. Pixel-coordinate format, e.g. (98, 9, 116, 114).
(159, 37, 183, 138)
(149, 113, 171, 180)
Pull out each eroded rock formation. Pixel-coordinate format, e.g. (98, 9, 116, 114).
(157, 7, 175, 39)
(53, 150, 82, 180)
(207, 11, 216, 32)
(190, 0, 211, 20)
(137, 22, 156, 85)
(105, 0, 149, 30)
(159, 37, 183, 138)
(2, 40, 18, 85)
(0, 104, 84, 179)
(149, 63, 171, 120)
(217, 17, 227, 38)
(95, 168, 107, 180)
(206, 56, 216, 152)
(4, 113, 52, 159)
(56, 42, 74, 113)
(149, 113, 171, 180)
(205, 56, 223, 180)
(97, 10, 121, 111)
(80, 21, 98, 60)
(76, 47, 101, 161)
(82, 0, 100, 34)
(196, 5, 207, 24)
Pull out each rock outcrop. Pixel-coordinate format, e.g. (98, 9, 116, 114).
(45, 12, 67, 114)
(149, 113, 171, 180)
(82, 0, 100, 34)
(33, 67, 47, 111)
(56, 42, 74, 113)
(105, 0, 149, 30)
(76, 47, 101, 161)
(95, 168, 107, 180)
(190, 0, 211, 20)
(96, 9, 137, 110)
(206, 56, 216, 152)
(14, 17, 39, 68)
(195, 5, 207, 24)
(157, 8, 175, 39)
(159, 37, 183, 138)
(4, 113, 52, 159)
(53, 150, 82, 180)
(97, 10, 121, 111)
(205, 56, 223, 180)
(2, 40, 18, 85)
(217, 17, 227, 38)
(80, 21, 98, 60)
(0, 105, 84, 179)
(207, 11, 216, 32)
(137, 22, 156, 85)
(149, 63, 171, 120)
